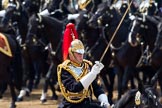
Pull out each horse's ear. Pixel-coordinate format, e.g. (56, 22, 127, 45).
(62, 23, 78, 61)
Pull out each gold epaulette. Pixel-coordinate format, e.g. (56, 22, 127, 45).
(83, 59, 93, 66)
(57, 60, 70, 79)
(60, 59, 70, 67)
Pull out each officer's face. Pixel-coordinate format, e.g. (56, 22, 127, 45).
(70, 52, 84, 64)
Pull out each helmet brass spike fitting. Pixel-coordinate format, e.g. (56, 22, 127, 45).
(68, 39, 85, 55)
(78, 0, 92, 10)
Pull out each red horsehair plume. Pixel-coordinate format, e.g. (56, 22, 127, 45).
(62, 23, 78, 61)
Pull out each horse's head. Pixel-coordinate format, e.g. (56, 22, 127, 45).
(128, 13, 158, 50)
(128, 16, 144, 47)
(88, 2, 109, 28)
(77, 10, 100, 44)
(26, 14, 46, 46)
(88, 2, 123, 30)
(26, 13, 64, 55)
(22, 0, 40, 16)
(97, 6, 119, 27)
(77, 11, 90, 33)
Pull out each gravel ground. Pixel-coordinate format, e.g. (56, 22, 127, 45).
(0, 84, 120, 108)
(0, 87, 61, 108)
(0, 77, 118, 108)
(1, 78, 161, 108)
(0, 88, 119, 108)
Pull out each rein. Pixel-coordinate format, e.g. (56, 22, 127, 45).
(101, 24, 127, 50)
(101, 26, 109, 45)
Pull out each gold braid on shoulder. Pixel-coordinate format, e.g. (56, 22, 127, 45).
(57, 60, 92, 103)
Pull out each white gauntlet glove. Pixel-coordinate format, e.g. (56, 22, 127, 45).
(101, 101, 114, 108)
(80, 61, 104, 90)
(101, 102, 110, 108)
(98, 94, 110, 108)
(94, 61, 104, 72)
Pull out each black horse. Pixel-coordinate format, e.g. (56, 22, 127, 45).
(0, 33, 23, 108)
(26, 14, 66, 102)
(22, 0, 40, 17)
(76, 9, 115, 104)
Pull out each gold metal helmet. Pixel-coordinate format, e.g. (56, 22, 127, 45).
(78, 0, 92, 10)
(2, 0, 9, 9)
(69, 39, 85, 55)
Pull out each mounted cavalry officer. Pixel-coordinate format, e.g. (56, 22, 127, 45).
(57, 23, 111, 108)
